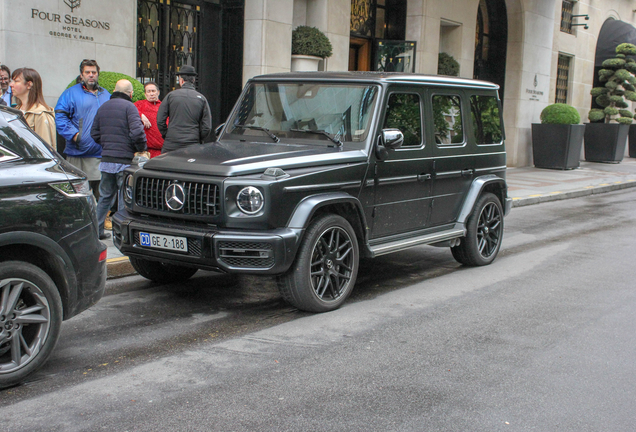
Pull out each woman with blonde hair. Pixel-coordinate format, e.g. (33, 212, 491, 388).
(10, 67, 56, 148)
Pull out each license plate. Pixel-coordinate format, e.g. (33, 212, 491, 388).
(139, 232, 188, 252)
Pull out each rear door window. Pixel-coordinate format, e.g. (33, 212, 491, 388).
(432, 94, 463, 145)
(469, 95, 503, 144)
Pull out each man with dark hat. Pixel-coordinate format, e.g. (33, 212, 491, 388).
(157, 65, 212, 153)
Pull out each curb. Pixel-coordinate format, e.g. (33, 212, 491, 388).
(511, 179, 636, 207)
(106, 256, 135, 279)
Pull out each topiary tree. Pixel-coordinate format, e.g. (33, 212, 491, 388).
(437, 52, 460, 77)
(66, 71, 146, 102)
(291, 26, 333, 58)
(588, 43, 636, 124)
(540, 103, 581, 125)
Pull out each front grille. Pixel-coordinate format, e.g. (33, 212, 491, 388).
(133, 231, 203, 256)
(218, 241, 275, 268)
(135, 177, 220, 216)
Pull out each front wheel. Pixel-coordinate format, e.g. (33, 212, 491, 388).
(0, 261, 63, 388)
(452, 192, 504, 266)
(129, 257, 198, 283)
(278, 214, 359, 312)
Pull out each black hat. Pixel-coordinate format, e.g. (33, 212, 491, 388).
(176, 65, 197, 76)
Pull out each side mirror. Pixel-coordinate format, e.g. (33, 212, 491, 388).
(382, 128, 404, 149)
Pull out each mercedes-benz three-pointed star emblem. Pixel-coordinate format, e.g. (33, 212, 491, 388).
(165, 183, 185, 211)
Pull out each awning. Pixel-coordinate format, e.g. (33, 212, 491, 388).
(595, 19, 636, 66)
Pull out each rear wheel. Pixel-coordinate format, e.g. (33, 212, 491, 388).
(0, 261, 62, 388)
(129, 257, 198, 283)
(278, 214, 359, 312)
(452, 192, 503, 266)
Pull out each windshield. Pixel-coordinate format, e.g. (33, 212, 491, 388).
(225, 82, 379, 149)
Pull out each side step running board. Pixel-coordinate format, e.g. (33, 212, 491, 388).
(369, 228, 465, 257)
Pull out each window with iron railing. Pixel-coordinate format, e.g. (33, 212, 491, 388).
(556, 54, 572, 104)
(560, 0, 574, 34)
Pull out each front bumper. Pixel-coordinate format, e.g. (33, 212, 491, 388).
(112, 209, 303, 275)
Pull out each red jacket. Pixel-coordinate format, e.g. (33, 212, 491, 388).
(135, 99, 164, 158)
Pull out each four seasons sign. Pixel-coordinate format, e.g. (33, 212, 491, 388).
(30, 0, 111, 42)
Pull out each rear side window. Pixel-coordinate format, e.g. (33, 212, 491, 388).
(432, 95, 463, 145)
(470, 95, 503, 144)
(383, 93, 422, 147)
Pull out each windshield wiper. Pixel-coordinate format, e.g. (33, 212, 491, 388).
(290, 129, 343, 147)
(232, 124, 280, 143)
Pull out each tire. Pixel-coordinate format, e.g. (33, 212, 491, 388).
(0, 261, 63, 388)
(129, 257, 198, 283)
(451, 192, 504, 266)
(278, 214, 359, 312)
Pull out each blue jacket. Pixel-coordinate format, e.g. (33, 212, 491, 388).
(91, 92, 147, 164)
(55, 83, 111, 158)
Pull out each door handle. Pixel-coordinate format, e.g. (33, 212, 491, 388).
(418, 173, 432, 182)
(461, 169, 474, 177)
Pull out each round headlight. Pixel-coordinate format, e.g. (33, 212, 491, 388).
(124, 174, 134, 203)
(236, 186, 264, 215)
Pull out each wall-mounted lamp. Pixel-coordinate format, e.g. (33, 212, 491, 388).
(571, 14, 589, 30)
(572, 23, 589, 30)
(572, 14, 590, 21)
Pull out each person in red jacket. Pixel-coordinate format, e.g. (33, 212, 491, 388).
(134, 81, 164, 158)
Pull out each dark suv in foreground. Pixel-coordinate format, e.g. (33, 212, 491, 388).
(0, 106, 106, 388)
(114, 72, 511, 312)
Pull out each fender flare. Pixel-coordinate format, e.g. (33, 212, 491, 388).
(0, 231, 76, 318)
(456, 175, 509, 224)
(287, 192, 368, 234)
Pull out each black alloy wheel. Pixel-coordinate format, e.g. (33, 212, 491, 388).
(0, 261, 63, 388)
(278, 214, 359, 312)
(452, 192, 503, 266)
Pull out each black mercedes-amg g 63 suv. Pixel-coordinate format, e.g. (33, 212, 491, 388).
(113, 72, 511, 313)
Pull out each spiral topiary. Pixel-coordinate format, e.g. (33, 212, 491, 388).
(589, 43, 636, 123)
(66, 71, 146, 102)
(540, 103, 581, 125)
(291, 26, 333, 58)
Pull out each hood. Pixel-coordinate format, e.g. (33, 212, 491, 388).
(142, 140, 368, 177)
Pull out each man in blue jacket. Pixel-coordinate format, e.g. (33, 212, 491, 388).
(55, 59, 110, 198)
(91, 79, 147, 239)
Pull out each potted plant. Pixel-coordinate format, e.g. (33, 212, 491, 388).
(291, 26, 333, 72)
(585, 43, 636, 163)
(437, 52, 459, 77)
(531, 103, 585, 169)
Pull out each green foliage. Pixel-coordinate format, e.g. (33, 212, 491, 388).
(605, 81, 618, 91)
(470, 95, 502, 144)
(619, 109, 633, 118)
(615, 69, 632, 81)
(617, 43, 636, 56)
(437, 53, 460, 77)
(291, 26, 333, 58)
(539, 103, 580, 125)
(595, 94, 610, 107)
(602, 58, 626, 68)
(590, 87, 609, 97)
(616, 54, 626, 59)
(609, 95, 624, 103)
(599, 69, 614, 81)
(625, 90, 636, 101)
(616, 100, 629, 109)
(617, 116, 633, 124)
(66, 71, 146, 102)
(625, 63, 636, 74)
(588, 109, 606, 122)
(604, 107, 619, 116)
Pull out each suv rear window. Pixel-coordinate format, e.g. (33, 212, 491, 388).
(469, 95, 503, 144)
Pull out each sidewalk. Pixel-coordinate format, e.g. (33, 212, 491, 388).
(103, 158, 636, 278)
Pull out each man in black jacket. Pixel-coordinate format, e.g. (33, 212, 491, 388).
(91, 79, 147, 239)
(157, 65, 212, 153)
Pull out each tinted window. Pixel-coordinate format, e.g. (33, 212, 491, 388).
(0, 111, 54, 160)
(383, 93, 422, 147)
(432, 95, 463, 145)
(470, 95, 502, 144)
